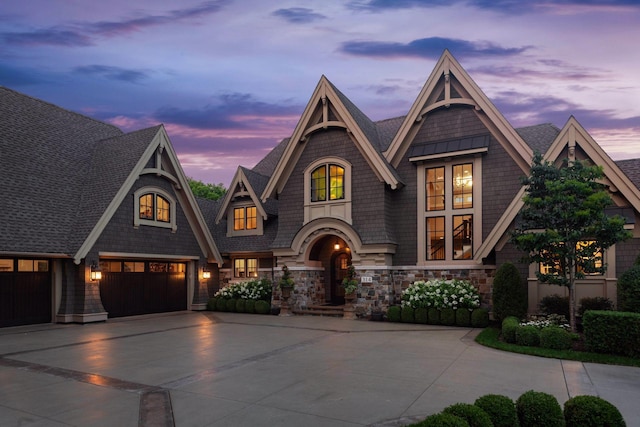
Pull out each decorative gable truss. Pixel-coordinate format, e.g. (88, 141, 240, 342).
(478, 116, 640, 261)
(261, 75, 402, 203)
(216, 167, 268, 236)
(74, 126, 222, 265)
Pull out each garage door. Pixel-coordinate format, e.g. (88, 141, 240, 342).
(99, 260, 187, 318)
(0, 259, 51, 327)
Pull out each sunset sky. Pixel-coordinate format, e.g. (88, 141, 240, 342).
(2, 1, 639, 186)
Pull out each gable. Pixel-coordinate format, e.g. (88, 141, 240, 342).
(261, 76, 401, 202)
(215, 167, 268, 224)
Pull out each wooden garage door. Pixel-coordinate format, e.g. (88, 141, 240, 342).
(0, 259, 51, 327)
(99, 260, 187, 318)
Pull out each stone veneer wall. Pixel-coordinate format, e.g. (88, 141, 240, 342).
(272, 266, 496, 316)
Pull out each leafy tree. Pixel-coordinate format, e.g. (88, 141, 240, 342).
(511, 154, 631, 331)
(188, 178, 226, 201)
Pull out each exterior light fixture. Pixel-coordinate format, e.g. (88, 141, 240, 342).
(202, 267, 211, 279)
(90, 262, 102, 281)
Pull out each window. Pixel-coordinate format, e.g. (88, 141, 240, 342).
(311, 164, 344, 202)
(134, 187, 177, 231)
(234, 206, 257, 231)
(234, 258, 258, 278)
(539, 241, 603, 276)
(420, 159, 480, 263)
(18, 259, 49, 272)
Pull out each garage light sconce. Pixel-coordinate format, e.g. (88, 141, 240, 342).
(90, 262, 102, 281)
(202, 267, 211, 279)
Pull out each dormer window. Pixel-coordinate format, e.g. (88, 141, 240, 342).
(134, 187, 176, 231)
(234, 206, 257, 231)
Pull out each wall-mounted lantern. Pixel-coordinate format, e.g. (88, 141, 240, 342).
(90, 262, 102, 281)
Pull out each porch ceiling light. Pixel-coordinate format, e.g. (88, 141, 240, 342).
(334, 243, 340, 251)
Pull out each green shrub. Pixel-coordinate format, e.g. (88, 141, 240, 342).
(471, 308, 490, 328)
(515, 325, 540, 347)
(474, 394, 519, 427)
(540, 294, 570, 319)
(387, 306, 401, 322)
(441, 308, 456, 326)
(415, 307, 428, 324)
(226, 298, 238, 312)
(455, 309, 471, 327)
(216, 298, 228, 312)
(428, 308, 441, 325)
(617, 265, 640, 313)
(235, 299, 246, 313)
(501, 316, 520, 343)
(583, 310, 640, 357)
(516, 390, 564, 427)
(245, 299, 255, 314)
(254, 300, 271, 314)
(402, 306, 416, 323)
(578, 297, 613, 317)
(539, 326, 572, 350)
(410, 412, 469, 427)
(563, 395, 626, 427)
(442, 403, 492, 427)
(492, 262, 527, 322)
(206, 297, 218, 311)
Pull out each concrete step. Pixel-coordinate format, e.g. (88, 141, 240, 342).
(293, 304, 345, 317)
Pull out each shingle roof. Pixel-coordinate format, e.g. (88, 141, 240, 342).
(0, 86, 124, 255)
(516, 123, 560, 155)
(616, 158, 640, 189)
(240, 167, 278, 216)
(252, 137, 289, 177)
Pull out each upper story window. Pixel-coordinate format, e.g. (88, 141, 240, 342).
(418, 158, 481, 264)
(304, 158, 352, 224)
(134, 187, 177, 232)
(311, 164, 345, 202)
(234, 206, 257, 231)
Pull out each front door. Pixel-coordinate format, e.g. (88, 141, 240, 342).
(331, 253, 350, 305)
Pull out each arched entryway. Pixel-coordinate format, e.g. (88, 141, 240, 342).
(308, 235, 351, 305)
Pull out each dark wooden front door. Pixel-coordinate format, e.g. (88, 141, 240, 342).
(99, 261, 187, 318)
(330, 253, 349, 305)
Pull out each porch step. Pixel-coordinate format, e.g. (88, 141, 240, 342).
(293, 304, 345, 317)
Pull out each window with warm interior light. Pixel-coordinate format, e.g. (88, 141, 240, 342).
(539, 241, 603, 276)
(134, 187, 176, 231)
(234, 206, 257, 231)
(304, 158, 352, 224)
(234, 258, 258, 278)
(311, 164, 344, 202)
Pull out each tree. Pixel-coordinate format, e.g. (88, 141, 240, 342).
(188, 178, 226, 201)
(511, 154, 631, 331)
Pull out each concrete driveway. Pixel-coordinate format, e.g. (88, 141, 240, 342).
(1, 311, 639, 426)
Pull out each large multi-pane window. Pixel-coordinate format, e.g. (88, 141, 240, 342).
(424, 162, 476, 261)
(311, 164, 344, 202)
(539, 241, 603, 276)
(234, 206, 257, 231)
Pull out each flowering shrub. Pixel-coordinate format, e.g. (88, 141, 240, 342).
(519, 313, 569, 330)
(401, 279, 480, 310)
(215, 278, 272, 301)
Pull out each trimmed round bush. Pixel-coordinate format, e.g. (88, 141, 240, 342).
(441, 308, 456, 326)
(540, 294, 570, 319)
(471, 308, 490, 328)
(387, 306, 401, 322)
(216, 298, 228, 312)
(415, 307, 428, 324)
(226, 298, 238, 312)
(564, 395, 626, 427)
(502, 316, 520, 343)
(539, 326, 572, 350)
(617, 265, 640, 313)
(516, 390, 564, 427)
(474, 394, 519, 427)
(402, 306, 416, 323)
(442, 403, 493, 427)
(455, 309, 471, 327)
(254, 300, 271, 314)
(235, 299, 246, 313)
(245, 299, 255, 314)
(492, 262, 527, 322)
(206, 297, 218, 311)
(428, 308, 441, 325)
(411, 412, 469, 427)
(515, 325, 540, 347)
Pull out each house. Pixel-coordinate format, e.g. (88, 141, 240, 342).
(210, 50, 640, 316)
(0, 86, 222, 327)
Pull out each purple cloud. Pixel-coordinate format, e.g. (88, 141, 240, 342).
(340, 37, 530, 60)
(1, 1, 227, 47)
(73, 65, 149, 83)
(272, 7, 327, 23)
(0, 64, 48, 85)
